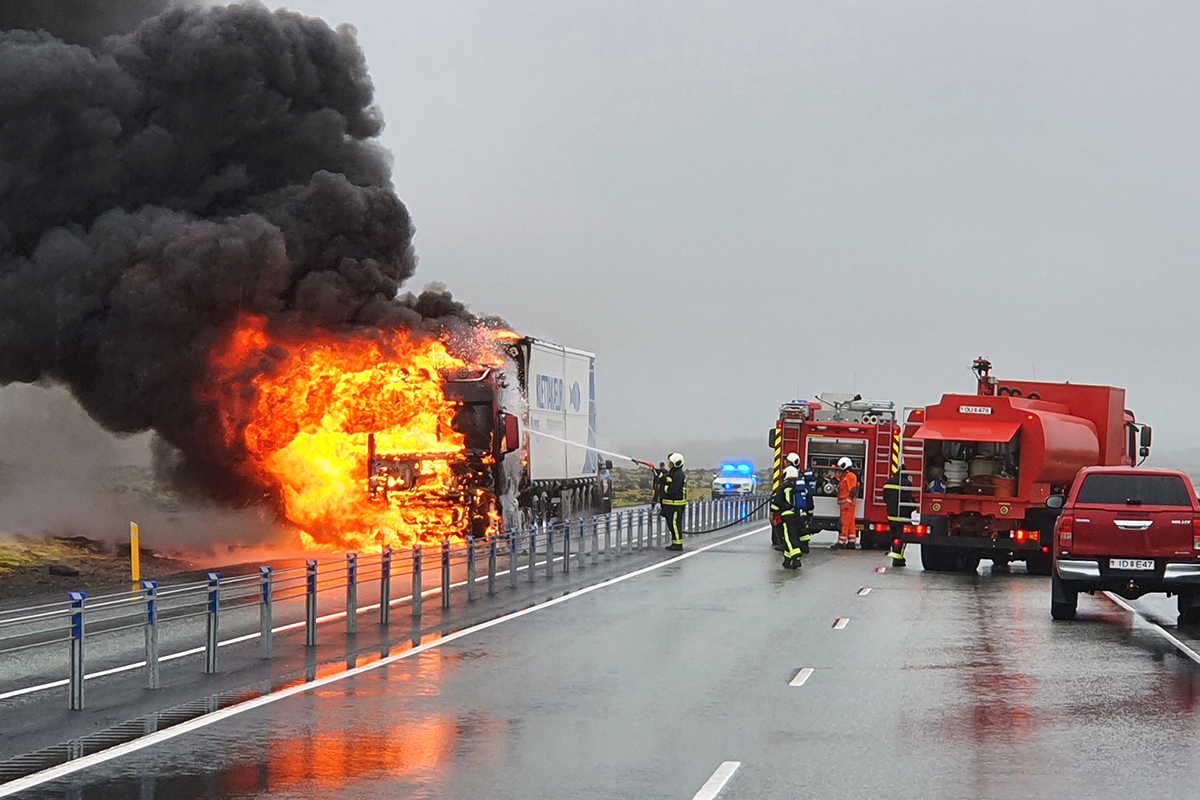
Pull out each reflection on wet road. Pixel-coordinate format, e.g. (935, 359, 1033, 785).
(12, 532, 1200, 800)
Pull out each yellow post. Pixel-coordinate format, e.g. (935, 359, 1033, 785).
(130, 522, 141, 583)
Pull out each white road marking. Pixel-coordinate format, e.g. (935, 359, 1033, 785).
(857, 587, 872, 596)
(1104, 592, 1200, 666)
(789, 667, 814, 687)
(691, 761, 741, 800)
(833, 618, 849, 629)
(0, 524, 769, 797)
(0, 552, 587, 702)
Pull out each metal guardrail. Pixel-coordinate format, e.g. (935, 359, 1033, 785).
(0, 496, 768, 710)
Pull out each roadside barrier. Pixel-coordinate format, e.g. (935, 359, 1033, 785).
(0, 495, 767, 710)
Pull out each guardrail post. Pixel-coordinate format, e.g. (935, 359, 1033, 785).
(467, 537, 477, 601)
(604, 515, 612, 560)
(412, 545, 423, 618)
(546, 525, 555, 580)
(68, 591, 85, 710)
(488, 536, 498, 595)
(380, 547, 392, 625)
(205, 572, 220, 674)
(577, 517, 586, 570)
(528, 526, 537, 583)
(441, 541, 451, 610)
(509, 530, 518, 589)
(637, 509, 645, 551)
(142, 581, 159, 689)
(625, 512, 633, 554)
(562, 521, 571, 575)
(306, 560, 318, 647)
(591, 517, 599, 565)
(258, 567, 272, 660)
(345, 553, 358, 634)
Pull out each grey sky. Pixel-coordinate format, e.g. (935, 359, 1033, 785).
(253, 0, 1199, 462)
(47, 1, 1200, 467)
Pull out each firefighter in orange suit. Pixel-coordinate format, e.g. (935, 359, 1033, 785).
(831, 456, 859, 550)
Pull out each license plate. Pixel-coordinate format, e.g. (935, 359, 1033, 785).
(1109, 559, 1155, 571)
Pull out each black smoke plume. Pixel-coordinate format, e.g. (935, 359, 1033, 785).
(0, 2, 477, 506)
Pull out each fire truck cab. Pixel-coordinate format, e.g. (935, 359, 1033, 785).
(769, 393, 899, 549)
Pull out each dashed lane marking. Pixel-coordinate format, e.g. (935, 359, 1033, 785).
(0, 525, 770, 797)
(857, 587, 872, 596)
(1105, 592, 1200, 666)
(833, 618, 849, 629)
(789, 668, 814, 687)
(691, 761, 741, 800)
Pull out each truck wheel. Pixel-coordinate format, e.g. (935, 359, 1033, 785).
(1178, 592, 1200, 628)
(1051, 575, 1078, 620)
(920, 544, 948, 572)
(954, 552, 980, 574)
(1025, 552, 1053, 576)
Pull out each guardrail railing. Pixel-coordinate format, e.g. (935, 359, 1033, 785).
(0, 495, 767, 710)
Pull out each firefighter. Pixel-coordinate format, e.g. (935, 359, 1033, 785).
(831, 456, 859, 550)
(773, 452, 803, 551)
(661, 452, 686, 551)
(773, 466, 804, 569)
(651, 461, 667, 509)
(884, 470, 911, 567)
(800, 467, 818, 554)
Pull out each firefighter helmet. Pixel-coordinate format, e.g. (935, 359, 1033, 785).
(668, 452, 684, 468)
(785, 452, 801, 467)
(783, 466, 800, 480)
(837, 457, 853, 470)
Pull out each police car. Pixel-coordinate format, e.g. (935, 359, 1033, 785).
(712, 463, 758, 499)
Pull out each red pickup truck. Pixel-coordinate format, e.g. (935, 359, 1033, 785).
(1051, 467, 1200, 624)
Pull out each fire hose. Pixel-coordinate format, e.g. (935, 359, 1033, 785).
(680, 495, 772, 536)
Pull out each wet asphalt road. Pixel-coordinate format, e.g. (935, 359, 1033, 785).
(12, 525, 1200, 800)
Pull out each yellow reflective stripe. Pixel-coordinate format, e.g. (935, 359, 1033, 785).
(662, 499, 687, 506)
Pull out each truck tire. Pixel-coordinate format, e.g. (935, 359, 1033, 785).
(953, 552, 980, 574)
(1051, 575, 1078, 620)
(1025, 552, 1053, 576)
(1178, 592, 1200, 628)
(920, 544, 949, 572)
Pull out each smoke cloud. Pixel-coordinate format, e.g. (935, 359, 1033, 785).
(0, 2, 478, 508)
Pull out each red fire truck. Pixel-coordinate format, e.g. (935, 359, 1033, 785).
(769, 394, 901, 549)
(896, 359, 1153, 574)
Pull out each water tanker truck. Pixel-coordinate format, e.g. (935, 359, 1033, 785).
(896, 358, 1152, 574)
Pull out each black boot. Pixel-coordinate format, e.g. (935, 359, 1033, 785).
(665, 543, 683, 552)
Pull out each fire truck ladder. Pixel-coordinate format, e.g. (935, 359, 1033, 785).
(871, 423, 895, 507)
(897, 406, 926, 523)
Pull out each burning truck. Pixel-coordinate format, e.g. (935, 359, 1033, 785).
(208, 316, 609, 551)
(367, 337, 611, 541)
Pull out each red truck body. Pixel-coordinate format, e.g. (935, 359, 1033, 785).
(771, 397, 899, 548)
(899, 361, 1148, 574)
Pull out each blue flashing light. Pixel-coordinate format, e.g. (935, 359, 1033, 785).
(738, 463, 752, 475)
(721, 463, 737, 473)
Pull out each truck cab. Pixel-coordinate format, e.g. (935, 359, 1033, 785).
(1051, 467, 1200, 625)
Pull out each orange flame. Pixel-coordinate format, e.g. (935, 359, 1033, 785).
(204, 314, 511, 551)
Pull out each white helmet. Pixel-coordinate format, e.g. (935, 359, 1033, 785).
(783, 466, 800, 480)
(785, 453, 801, 467)
(837, 457, 853, 470)
(668, 452, 684, 468)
